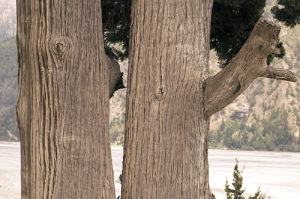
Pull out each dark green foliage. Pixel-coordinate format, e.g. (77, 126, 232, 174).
(102, 0, 131, 61)
(225, 161, 266, 199)
(211, 0, 266, 67)
(267, 41, 286, 65)
(101, 0, 298, 66)
(271, 0, 300, 28)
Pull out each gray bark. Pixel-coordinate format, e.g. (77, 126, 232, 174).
(16, 1, 115, 198)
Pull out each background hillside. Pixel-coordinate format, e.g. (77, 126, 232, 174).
(0, 37, 18, 141)
(0, 0, 16, 42)
(0, 0, 299, 151)
(207, 1, 300, 151)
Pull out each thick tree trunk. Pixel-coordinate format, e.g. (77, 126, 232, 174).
(121, 0, 214, 198)
(16, 1, 115, 198)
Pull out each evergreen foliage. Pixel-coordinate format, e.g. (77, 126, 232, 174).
(225, 161, 245, 199)
(101, 0, 298, 66)
(271, 0, 300, 28)
(102, 0, 131, 61)
(211, 0, 266, 67)
(225, 160, 266, 199)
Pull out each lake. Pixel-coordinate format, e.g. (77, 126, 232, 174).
(1, 142, 300, 199)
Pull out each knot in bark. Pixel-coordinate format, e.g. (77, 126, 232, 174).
(153, 86, 166, 101)
(49, 36, 72, 69)
(54, 42, 64, 54)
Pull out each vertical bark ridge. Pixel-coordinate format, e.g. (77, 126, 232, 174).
(122, 0, 214, 198)
(16, 0, 115, 198)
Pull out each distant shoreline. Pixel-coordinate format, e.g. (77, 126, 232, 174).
(1, 142, 299, 154)
(0, 141, 19, 144)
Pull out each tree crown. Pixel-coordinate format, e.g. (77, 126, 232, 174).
(102, 0, 299, 67)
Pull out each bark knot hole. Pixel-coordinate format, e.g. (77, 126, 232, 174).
(153, 86, 166, 101)
(49, 36, 72, 69)
(55, 42, 64, 54)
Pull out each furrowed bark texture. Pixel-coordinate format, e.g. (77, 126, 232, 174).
(204, 19, 297, 118)
(16, 1, 115, 198)
(122, 0, 214, 198)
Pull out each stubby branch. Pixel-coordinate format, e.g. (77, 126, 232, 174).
(203, 19, 297, 118)
(261, 66, 297, 82)
(107, 56, 125, 98)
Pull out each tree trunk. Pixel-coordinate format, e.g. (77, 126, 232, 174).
(16, 1, 115, 198)
(121, 0, 214, 198)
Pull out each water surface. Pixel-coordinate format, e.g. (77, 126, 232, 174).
(1, 143, 300, 199)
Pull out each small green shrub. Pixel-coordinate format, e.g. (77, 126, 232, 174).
(225, 160, 266, 199)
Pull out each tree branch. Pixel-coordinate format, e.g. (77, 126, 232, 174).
(107, 56, 125, 98)
(261, 66, 297, 82)
(203, 19, 297, 118)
